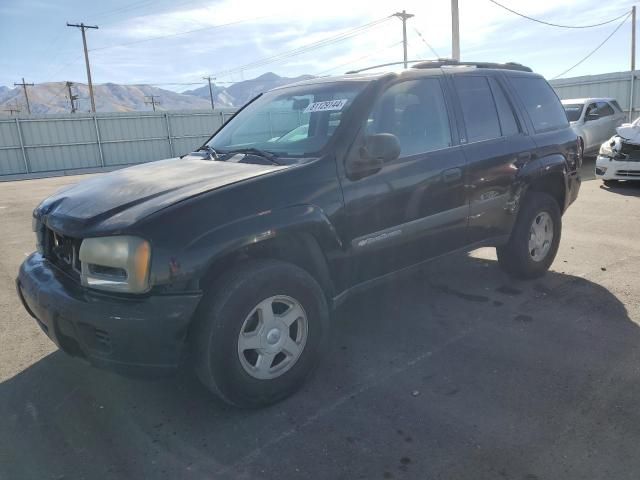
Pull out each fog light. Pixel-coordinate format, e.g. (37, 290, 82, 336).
(595, 166, 607, 176)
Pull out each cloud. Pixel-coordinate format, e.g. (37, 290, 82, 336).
(4, 0, 635, 88)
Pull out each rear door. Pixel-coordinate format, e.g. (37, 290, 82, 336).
(450, 73, 536, 243)
(597, 101, 622, 139)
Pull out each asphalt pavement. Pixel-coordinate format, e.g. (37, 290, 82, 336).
(1, 159, 640, 480)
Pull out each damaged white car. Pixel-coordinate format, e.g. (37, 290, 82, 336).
(596, 118, 640, 185)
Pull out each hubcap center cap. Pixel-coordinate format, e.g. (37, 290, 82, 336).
(266, 328, 281, 345)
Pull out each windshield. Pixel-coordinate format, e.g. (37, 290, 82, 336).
(563, 103, 584, 122)
(207, 82, 366, 157)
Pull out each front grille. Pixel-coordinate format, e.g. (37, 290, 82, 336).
(619, 142, 640, 161)
(43, 227, 82, 280)
(616, 169, 640, 177)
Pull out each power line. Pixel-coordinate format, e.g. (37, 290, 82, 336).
(210, 17, 392, 78)
(412, 28, 441, 58)
(552, 11, 632, 79)
(90, 15, 270, 52)
(314, 40, 404, 76)
(488, 0, 630, 29)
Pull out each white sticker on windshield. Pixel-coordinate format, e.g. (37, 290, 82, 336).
(303, 99, 348, 113)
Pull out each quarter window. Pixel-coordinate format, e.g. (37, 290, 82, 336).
(596, 102, 615, 116)
(454, 76, 501, 143)
(366, 79, 452, 157)
(509, 76, 568, 132)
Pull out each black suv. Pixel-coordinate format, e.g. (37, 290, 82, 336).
(17, 60, 581, 407)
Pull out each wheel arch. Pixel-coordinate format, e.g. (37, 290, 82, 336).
(518, 153, 568, 213)
(526, 169, 567, 213)
(192, 204, 342, 302)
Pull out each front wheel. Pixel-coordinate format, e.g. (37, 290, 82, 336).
(497, 192, 562, 279)
(193, 259, 329, 408)
(603, 179, 619, 187)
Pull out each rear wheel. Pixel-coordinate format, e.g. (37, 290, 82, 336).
(193, 259, 329, 408)
(497, 192, 561, 279)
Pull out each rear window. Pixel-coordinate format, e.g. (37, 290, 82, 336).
(611, 100, 623, 112)
(510, 76, 568, 132)
(453, 76, 501, 143)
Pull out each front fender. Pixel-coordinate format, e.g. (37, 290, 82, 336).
(182, 204, 343, 284)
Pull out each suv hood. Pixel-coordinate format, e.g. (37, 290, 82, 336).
(38, 156, 286, 236)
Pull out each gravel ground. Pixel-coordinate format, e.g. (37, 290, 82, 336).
(1, 160, 640, 480)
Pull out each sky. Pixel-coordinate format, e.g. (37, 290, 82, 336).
(0, 0, 637, 91)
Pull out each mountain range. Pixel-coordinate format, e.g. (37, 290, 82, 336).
(0, 73, 314, 115)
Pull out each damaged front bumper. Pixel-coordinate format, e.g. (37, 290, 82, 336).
(16, 253, 202, 376)
(595, 156, 640, 180)
(596, 134, 640, 180)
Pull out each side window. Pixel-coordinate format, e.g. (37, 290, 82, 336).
(509, 76, 568, 132)
(453, 76, 501, 143)
(597, 102, 615, 116)
(489, 77, 520, 136)
(585, 102, 598, 119)
(367, 79, 451, 157)
(611, 100, 623, 112)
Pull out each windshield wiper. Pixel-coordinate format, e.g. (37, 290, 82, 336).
(197, 145, 220, 160)
(218, 147, 281, 165)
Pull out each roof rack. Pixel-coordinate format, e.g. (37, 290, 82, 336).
(412, 59, 532, 72)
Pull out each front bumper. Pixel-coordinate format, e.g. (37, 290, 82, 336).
(595, 156, 640, 180)
(17, 253, 202, 376)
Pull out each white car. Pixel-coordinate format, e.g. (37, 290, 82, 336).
(596, 118, 640, 185)
(562, 98, 626, 156)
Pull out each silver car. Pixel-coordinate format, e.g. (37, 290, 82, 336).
(562, 98, 626, 156)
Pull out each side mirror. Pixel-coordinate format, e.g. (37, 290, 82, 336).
(363, 133, 401, 163)
(346, 133, 401, 179)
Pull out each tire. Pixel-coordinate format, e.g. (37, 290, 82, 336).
(193, 259, 329, 408)
(603, 179, 618, 187)
(496, 192, 561, 279)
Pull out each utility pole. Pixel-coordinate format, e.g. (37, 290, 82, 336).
(67, 22, 99, 113)
(144, 95, 161, 112)
(203, 76, 216, 110)
(451, 0, 460, 61)
(66, 81, 78, 113)
(633, 6, 636, 71)
(393, 10, 414, 68)
(13, 77, 34, 115)
(4, 101, 21, 116)
(631, 6, 636, 121)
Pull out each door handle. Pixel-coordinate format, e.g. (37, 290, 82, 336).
(442, 167, 462, 183)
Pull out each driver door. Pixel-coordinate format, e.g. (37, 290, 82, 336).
(339, 78, 468, 285)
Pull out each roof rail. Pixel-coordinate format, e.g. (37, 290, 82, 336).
(411, 59, 532, 72)
(345, 60, 433, 74)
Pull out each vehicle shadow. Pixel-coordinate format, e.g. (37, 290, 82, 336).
(600, 180, 640, 196)
(2, 254, 640, 480)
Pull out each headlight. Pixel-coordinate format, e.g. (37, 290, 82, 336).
(79, 236, 151, 293)
(32, 215, 44, 254)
